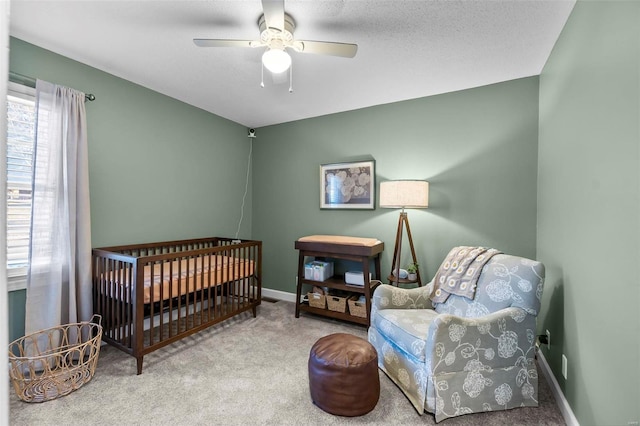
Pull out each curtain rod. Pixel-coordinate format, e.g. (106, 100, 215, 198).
(9, 71, 96, 101)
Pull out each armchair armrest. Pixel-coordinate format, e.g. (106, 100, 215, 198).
(425, 307, 537, 375)
(423, 307, 541, 422)
(372, 283, 432, 311)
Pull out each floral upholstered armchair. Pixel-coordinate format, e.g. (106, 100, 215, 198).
(367, 251, 545, 422)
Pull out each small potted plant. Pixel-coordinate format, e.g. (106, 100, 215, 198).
(406, 262, 419, 281)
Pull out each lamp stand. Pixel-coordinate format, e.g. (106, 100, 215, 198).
(387, 211, 422, 286)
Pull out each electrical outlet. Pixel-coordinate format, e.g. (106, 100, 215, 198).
(546, 329, 551, 347)
(562, 354, 568, 379)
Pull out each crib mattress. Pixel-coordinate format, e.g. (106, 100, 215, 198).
(102, 255, 255, 304)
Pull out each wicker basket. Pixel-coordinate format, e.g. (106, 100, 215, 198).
(348, 296, 367, 318)
(8, 315, 103, 403)
(307, 292, 327, 309)
(326, 294, 348, 313)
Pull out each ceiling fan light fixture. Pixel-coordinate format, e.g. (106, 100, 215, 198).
(262, 48, 291, 73)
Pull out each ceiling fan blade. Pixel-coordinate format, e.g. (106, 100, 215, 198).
(193, 39, 256, 48)
(295, 40, 358, 58)
(261, 0, 285, 31)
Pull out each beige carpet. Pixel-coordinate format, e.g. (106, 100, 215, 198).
(9, 301, 566, 425)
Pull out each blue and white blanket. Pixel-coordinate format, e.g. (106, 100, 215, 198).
(430, 246, 502, 303)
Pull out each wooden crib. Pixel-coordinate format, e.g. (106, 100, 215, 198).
(92, 237, 262, 374)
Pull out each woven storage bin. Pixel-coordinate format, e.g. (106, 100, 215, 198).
(348, 296, 367, 318)
(8, 315, 103, 403)
(326, 294, 348, 313)
(307, 292, 327, 309)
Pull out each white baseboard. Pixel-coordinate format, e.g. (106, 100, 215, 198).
(261, 287, 297, 303)
(537, 350, 579, 426)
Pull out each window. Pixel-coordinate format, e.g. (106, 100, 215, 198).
(6, 82, 36, 291)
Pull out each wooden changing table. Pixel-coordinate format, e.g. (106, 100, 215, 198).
(294, 235, 384, 326)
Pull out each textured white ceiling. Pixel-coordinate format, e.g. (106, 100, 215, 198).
(9, 0, 575, 128)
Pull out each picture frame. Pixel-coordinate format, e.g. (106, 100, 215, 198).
(320, 160, 375, 209)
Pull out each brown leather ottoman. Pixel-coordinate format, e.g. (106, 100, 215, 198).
(308, 333, 380, 416)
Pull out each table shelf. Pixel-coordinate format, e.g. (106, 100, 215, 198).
(294, 238, 384, 326)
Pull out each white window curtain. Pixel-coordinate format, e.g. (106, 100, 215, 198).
(24, 80, 92, 336)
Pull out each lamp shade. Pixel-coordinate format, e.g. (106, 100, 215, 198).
(379, 180, 429, 208)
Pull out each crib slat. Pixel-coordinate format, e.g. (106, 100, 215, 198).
(212, 252, 219, 319)
(177, 255, 183, 334)
(126, 264, 133, 346)
(168, 258, 174, 339)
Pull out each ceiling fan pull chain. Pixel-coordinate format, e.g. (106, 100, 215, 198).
(260, 62, 265, 88)
(289, 62, 293, 93)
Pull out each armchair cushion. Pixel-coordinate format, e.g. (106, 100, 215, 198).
(373, 308, 439, 363)
(372, 284, 432, 311)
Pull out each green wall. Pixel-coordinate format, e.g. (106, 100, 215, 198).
(8, 38, 252, 339)
(7, 289, 24, 344)
(537, 1, 640, 425)
(252, 77, 540, 295)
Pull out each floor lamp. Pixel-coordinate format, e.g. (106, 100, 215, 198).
(379, 180, 429, 286)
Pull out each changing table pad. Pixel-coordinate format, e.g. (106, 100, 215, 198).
(297, 235, 382, 247)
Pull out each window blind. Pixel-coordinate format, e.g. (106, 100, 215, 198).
(6, 91, 35, 273)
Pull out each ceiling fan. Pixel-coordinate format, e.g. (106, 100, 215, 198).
(193, 0, 358, 89)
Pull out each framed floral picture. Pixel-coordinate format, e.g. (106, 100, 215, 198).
(320, 160, 375, 209)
